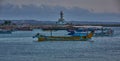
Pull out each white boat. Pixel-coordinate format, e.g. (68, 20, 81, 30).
(72, 26, 114, 36)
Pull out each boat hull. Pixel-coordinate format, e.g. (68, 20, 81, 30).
(37, 32, 93, 42)
(38, 36, 90, 42)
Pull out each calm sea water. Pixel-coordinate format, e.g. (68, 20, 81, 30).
(0, 27, 120, 61)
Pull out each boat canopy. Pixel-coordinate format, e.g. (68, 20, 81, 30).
(72, 33, 88, 36)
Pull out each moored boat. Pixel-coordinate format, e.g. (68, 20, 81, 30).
(94, 28, 113, 36)
(33, 30, 94, 42)
(73, 26, 114, 37)
(0, 29, 12, 34)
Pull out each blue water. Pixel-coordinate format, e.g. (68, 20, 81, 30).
(0, 27, 120, 61)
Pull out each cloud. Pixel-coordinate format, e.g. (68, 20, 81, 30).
(0, 3, 120, 22)
(1, 0, 120, 13)
(0, 0, 4, 4)
(115, 0, 120, 11)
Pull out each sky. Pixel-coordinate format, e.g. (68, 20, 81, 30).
(0, 0, 120, 22)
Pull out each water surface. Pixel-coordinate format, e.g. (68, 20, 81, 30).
(0, 27, 120, 61)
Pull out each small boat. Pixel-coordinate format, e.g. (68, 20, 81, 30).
(94, 28, 114, 36)
(0, 29, 12, 34)
(33, 30, 94, 42)
(73, 26, 114, 37)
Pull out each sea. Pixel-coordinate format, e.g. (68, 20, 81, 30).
(0, 27, 120, 61)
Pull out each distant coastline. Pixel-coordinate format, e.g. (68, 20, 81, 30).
(0, 20, 120, 27)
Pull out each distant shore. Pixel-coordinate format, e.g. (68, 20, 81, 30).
(0, 20, 120, 28)
(75, 24, 120, 27)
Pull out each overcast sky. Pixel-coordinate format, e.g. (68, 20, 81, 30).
(0, 0, 120, 22)
(1, 0, 120, 13)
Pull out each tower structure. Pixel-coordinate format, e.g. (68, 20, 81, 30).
(56, 11, 66, 25)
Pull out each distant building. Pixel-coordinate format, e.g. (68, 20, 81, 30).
(56, 11, 66, 25)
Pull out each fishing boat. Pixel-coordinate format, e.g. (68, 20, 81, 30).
(0, 29, 12, 34)
(33, 30, 94, 42)
(94, 28, 113, 36)
(73, 26, 114, 36)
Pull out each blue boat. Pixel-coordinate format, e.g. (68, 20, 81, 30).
(67, 29, 93, 37)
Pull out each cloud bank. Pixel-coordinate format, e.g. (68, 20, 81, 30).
(0, 4, 120, 22)
(1, 0, 120, 13)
